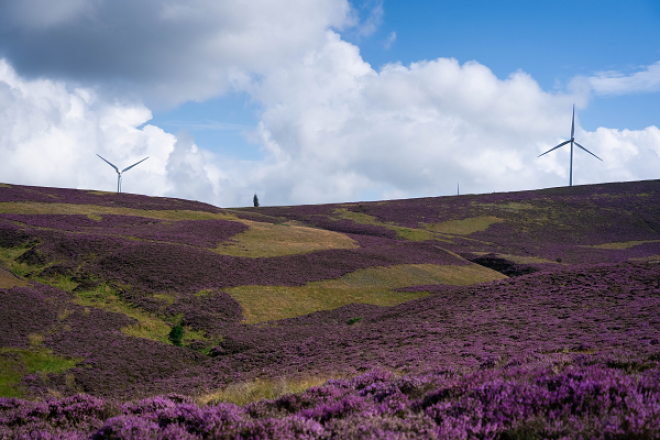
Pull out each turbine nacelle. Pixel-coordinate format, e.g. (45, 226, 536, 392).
(96, 154, 149, 193)
(538, 105, 602, 187)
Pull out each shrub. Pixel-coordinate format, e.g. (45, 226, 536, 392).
(169, 325, 184, 346)
(253, 194, 260, 208)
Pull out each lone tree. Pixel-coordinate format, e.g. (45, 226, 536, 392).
(253, 194, 260, 207)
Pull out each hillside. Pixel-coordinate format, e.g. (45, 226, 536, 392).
(1, 181, 660, 438)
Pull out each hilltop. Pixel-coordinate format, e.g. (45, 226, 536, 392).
(1, 180, 659, 438)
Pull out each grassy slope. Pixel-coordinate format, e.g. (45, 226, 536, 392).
(0, 180, 659, 398)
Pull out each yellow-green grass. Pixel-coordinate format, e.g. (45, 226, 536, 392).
(422, 216, 504, 235)
(197, 374, 346, 407)
(74, 285, 173, 345)
(332, 208, 455, 242)
(0, 347, 82, 398)
(0, 266, 28, 288)
(153, 293, 177, 305)
(332, 208, 502, 241)
(0, 183, 12, 188)
(0, 201, 237, 222)
(0, 245, 36, 278)
(227, 263, 507, 324)
(471, 201, 537, 211)
(333, 208, 380, 225)
(587, 239, 660, 250)
(213, 220, 359, 258)
(0, 202, 360, 258)
(629, 254, 660, 263)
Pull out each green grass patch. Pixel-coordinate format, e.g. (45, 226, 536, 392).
(153, 293, 176, 305)
(391, 227, 440, 242)
(74, 284, 173, 345)
(333, 208, 380, 225)
(228, 263, 507, 323)
(198, 374, 345, 407)
(587, 240, 660, 250)
(214, 220, 358, 258)
(472, 201, 537, 211)
(423, 216, 504, 235)
(0, 347, 82, 398)
(33, 274, 79, 292)
(0, 245, 36, 277)
(333, 208, 455, 242)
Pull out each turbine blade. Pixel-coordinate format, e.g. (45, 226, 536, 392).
(538, 140, 571, 157)
(121, 156, 149, 173)
(574, 142, 603, 161)
(571, 104, 575, 139)
(96, 154, 120, 173)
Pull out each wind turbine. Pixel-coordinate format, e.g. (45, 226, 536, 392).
(538, 104, 602, 186)
(96, 154, 149, 193)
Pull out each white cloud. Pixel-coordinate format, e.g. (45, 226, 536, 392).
(353, 0, 384, 38)
(384, 31, 396, 49)
(232, 32, 660, 204)
(0, 59, 176, 195)
(0, 0, 354, 108)
(588, 62, 660, 95)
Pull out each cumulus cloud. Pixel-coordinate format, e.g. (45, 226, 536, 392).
(0, 59, 175, 195)
(239, 31, 660, 204)
(588, 62, 660, 95)
(0, 0, 353, 108)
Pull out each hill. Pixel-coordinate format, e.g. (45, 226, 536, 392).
(1, 180, 660, 438)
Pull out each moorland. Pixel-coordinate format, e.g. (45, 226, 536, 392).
(0, 180, 659, 439)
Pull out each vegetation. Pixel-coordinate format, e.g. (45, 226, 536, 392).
(169, 325, 184, 346)
(227, 263, 506, 323)
(0, 347, 81, 398)
(2, 180, 660, 437)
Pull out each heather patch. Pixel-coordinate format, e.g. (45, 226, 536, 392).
(328, 208, 450, 242)
(3, 363, 660, 438)
(227, 263, 506, 323)
(214, 220, 358, 257)
(0, 183, 222, 212)
(90, 236, 465, 293)
(73, 284, 173, 345)
(0, 202, 235, 222)
(1, 213, 248, 248)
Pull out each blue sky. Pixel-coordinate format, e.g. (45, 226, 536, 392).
(149, 0, 660, 162)
(0, 0, 659, 206)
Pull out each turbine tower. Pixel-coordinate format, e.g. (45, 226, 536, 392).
(96, 154, 149, 193)
(538, 105, 602, 186)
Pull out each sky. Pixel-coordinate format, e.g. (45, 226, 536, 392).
(0, 0, 658, 207)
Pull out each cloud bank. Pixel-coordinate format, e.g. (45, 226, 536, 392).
(0, 1, 659, 208)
